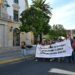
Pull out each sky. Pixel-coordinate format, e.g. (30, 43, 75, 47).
(28, 0, 75, 30)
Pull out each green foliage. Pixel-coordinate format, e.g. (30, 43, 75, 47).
(32, 0, 52, 14)
(20, 0, 66, 42)
(48, 24, 66, 40)
(20, 7, 51, 34)
(20, 0, 52, 35)
(20, 0, 52, 43)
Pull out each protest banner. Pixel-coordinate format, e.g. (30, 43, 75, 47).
(35, 39, 73, 58)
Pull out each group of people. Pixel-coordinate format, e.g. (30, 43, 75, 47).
(35, 35, 75, 63)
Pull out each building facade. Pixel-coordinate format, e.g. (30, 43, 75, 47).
(0, 0, 34, 48)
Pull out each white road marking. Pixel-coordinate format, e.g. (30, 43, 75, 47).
(48, 68, 75, 75)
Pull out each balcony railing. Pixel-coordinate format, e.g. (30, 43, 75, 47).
(0, 12, 13, 21)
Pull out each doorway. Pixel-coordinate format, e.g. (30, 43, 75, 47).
(13, 28, 20, 46)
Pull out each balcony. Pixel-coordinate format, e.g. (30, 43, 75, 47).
(0, 12, 13, 22)
(0, 12, 21, 23)
(12, 3, 20, 11)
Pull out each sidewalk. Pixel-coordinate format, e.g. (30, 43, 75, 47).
(0, 55, 34, 64)
(0, 48, 35, 64)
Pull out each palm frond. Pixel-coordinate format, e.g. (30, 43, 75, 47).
(32, 0, 52, 15)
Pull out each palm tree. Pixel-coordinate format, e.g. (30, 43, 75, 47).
(31, 0, 52, 42)
(32, 0, 52, 15)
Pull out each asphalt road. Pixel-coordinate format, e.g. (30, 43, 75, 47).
(0, 60, 75, 75)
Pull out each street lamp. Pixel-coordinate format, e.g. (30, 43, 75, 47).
(9, 26, 13, 32)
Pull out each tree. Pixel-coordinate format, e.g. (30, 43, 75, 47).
(20, 0, 52, 43)
(31, 0, 52, 42)
(32, 0, 52, 15)
(48, 24, 66, 40)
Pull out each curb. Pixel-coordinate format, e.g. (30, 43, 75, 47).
(0, 55, 35, 65)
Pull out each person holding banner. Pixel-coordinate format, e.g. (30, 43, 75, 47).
(71, 38, 75, 63)
(35, 40, 46, 61)
(35, 39, 50, 62)
(39, 39, 49, 62)
(65, 34, 74, 63)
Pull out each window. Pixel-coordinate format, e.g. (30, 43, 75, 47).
(14, 0, 18, 4)
(13, 10, 19, 22)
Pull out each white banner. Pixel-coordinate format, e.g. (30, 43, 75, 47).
(35, 39, 73, 58)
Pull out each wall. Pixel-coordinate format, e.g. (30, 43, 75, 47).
(0, 20, 8, 47)
(7, 0, 26, 20)
(0, 0, 35, 48)
(20, 32, 26, 46)
(8, 21, 14, 47)
(25, 32, 34, 45)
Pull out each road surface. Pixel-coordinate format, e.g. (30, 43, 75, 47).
(0, 60, 75, 75)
